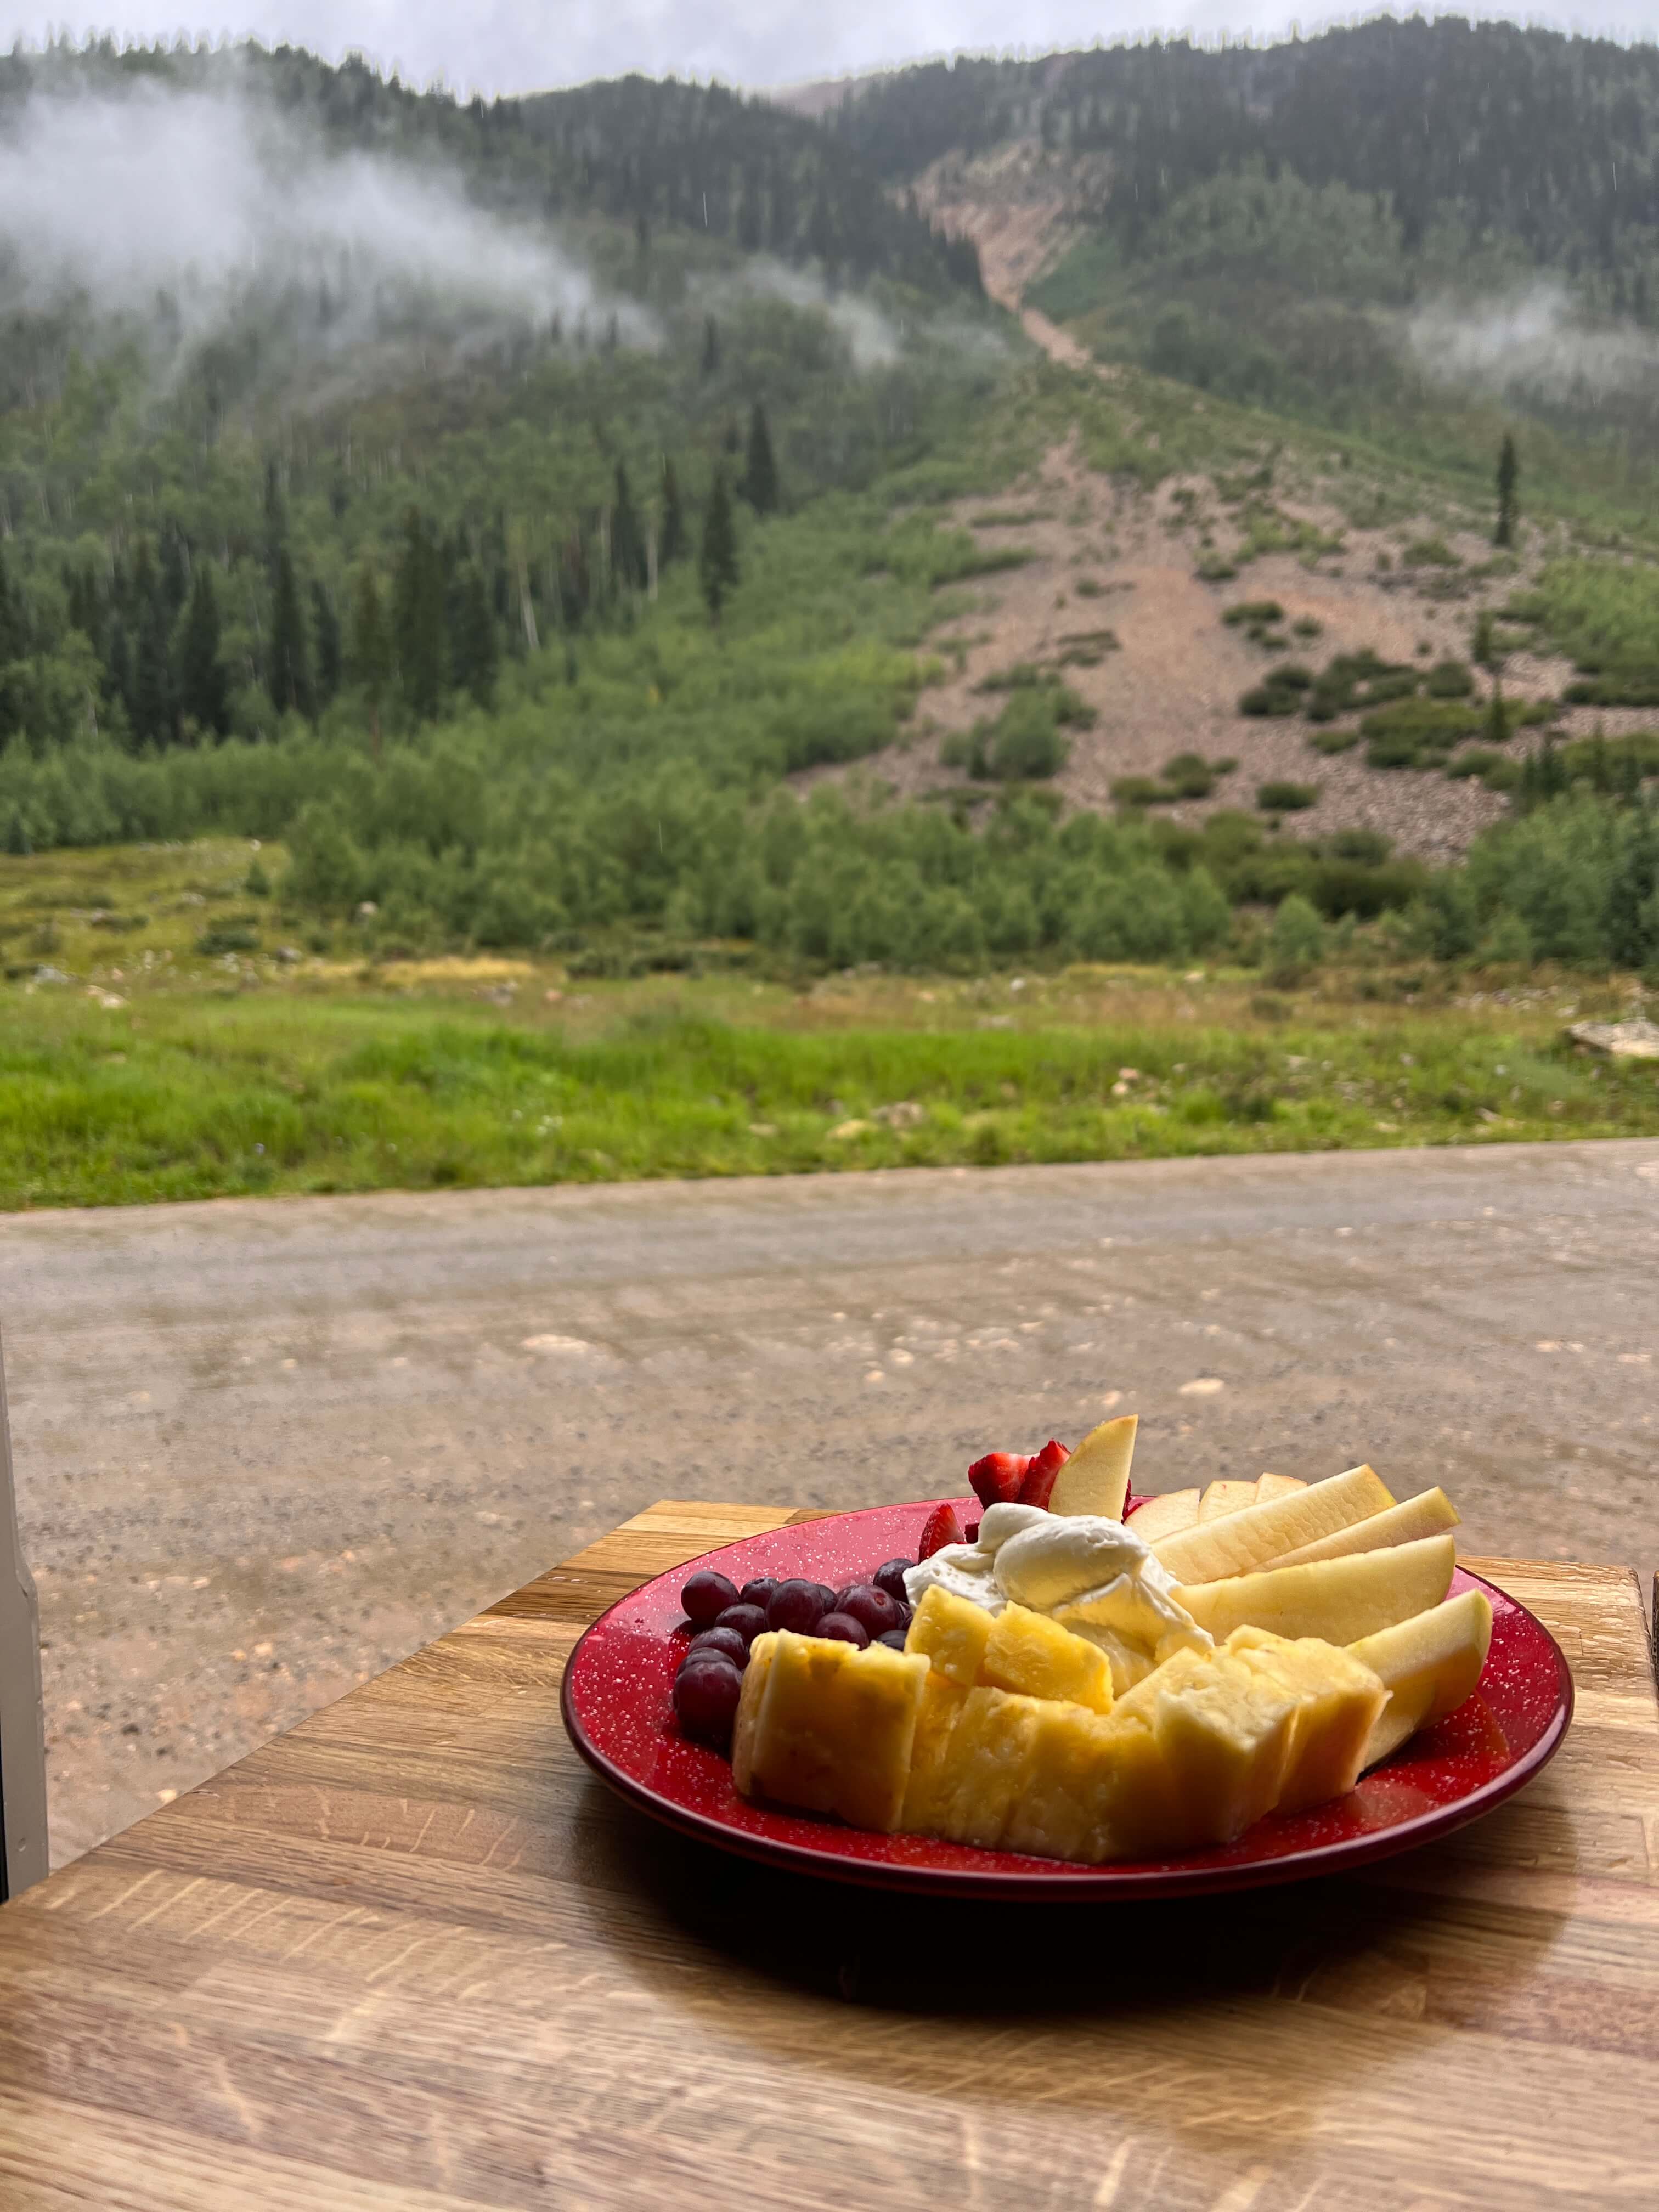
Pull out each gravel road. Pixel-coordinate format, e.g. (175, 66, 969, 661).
(5, 1139, 1657, 1865)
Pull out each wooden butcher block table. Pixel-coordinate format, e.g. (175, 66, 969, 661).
(2, 1500, 1657, 2211)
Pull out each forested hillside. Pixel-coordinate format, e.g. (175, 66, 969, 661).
(825, 20, 1659, 476)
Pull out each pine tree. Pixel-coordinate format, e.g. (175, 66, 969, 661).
(4, 808, 29, 857)
(392, 508, 447, 722)
(347, 562, 392, 754)
(1483, 682, 1511, 747)
(739, 400, 780, 515)
(0, 549, 25, 667)
(311, 583, 342, 707)
(699, 466, 740, 628)
(176, 566, 229, 739)
(700, 314, 720, 376)
(1495, 433, 1519, 548)
(132, 594, 175, 748)
(659, 458, 686, 567)
(450, 563, 499, 707)
(1607, 802, 1659, 971)
(611, 460, 646, 590)
(268, 547, 313, 720)
(263, 456, 287, 575)
(159, 530, 189, 616)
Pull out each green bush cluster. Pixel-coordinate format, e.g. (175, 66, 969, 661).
(1111, 752, 1235, 807)
(1361, 697, 1484, 770)
(944, 680, 1090, 781)
(1464, 792, 1659, 968)
(1257, 780, 1319, 812)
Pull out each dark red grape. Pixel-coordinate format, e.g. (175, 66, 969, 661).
(837, 1583, 902, 1639)
(877, 1628, 910, 1651)
(873, 1558, 914, 1603)
(740, 1575, 779, 1612)
(714, 1603, 769, 1646)
(673, 1656, 743, 1745)
(767, 1579, 836, 1635)
(687, 1626, 749, 1669)
(681, 1569, 741, 1629)
(815, 1611, 870, 1648)
(892, 1600, 913, 1633)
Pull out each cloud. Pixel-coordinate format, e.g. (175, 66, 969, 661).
(2, 7, 1657, 100)
(1407, 280, 1659, 404)
(0, 74, 647, 359)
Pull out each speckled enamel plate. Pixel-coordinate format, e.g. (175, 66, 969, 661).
(561, 1498, 1573, 1898)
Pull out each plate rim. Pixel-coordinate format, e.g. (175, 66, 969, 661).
(559, 1501, 1576, 1899)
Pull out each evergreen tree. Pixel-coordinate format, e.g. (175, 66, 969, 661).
(268, 547, 313, 719)
(4, 807, 29, 857)
(176, 566, 229, 739)
(1495, 433, 1520, 548)
(347, 562, 392, 753)
(392, 508, 447, 721)
(450, 563, 499, 707)
(699, 466, 740, 628)
(0, 549, 25, 667)
(1483, 682, 1511, 747)
(132, 594, 175, 748)
(311, 582, 342, 707)
(1606, 802, 1659, 970)
(611, 460, 646, 590)
(739, 400, 780, 515)
(262, 456, 287, 575)
(103, 616, 134, 730)
(659, 458, 686, 567)
(159, 530, 189, 616)
(700, 314, 720, 376)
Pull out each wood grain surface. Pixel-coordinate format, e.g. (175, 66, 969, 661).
(1, 1503, 1656, 2211)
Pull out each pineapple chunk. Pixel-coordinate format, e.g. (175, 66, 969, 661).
(935, 1686, 1048, 1849)
(1151, 1464, 1396, 1586)
(899, 1668, 970, 1835)
(732, 1630, 779, 1796)
(905, 1582, 995, 1687)
(1001, 1699, 1120, 1861)
(1131, 1650, 1299, 1846)
(980, 1602, 1115, 1713)
(1126, 1488, 1200, 1543)
(1175, 1533, 1457, 1646)
(1255, 1473, 1307, 1504)
(1269, 1487, 1459, 1568)
(1200, 1479, 1259, 1521)
(1350, 1590, 1494, 1768)
(738, 1632, 929, 1832)
(1225, 1629, 1387, 1813)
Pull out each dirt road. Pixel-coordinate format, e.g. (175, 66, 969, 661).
(6, 1140, 1658, 1863)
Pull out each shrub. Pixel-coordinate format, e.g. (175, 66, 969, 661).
(1330, 828, 1392, 864)
(1257, 780, 1318, 812)
(1111, 774, 1172, 808)
(985, 691, 1070, 781)
(1401, 535, 1462, 569)
(1268, 891, 1326, 979)
(1426, 659, 1474, 698)
(1239, 682, 1302, 717)
(1308, 857, 1427, 918)
(1361, 697, 1483, 769)
(1308, 726, 1360, 754)
(1266, 663, 1313, 692)
(1292, 617, 1323, 640)
(1482, 911, 1534, 966)
(1223, 600, 1284, 627)
(195, 926, 260, 956)
(1422, 873, 1480, 960)
(1307, 650, 1419, 721)
(1161, 752, 1222, 798)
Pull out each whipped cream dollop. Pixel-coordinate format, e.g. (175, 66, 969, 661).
(905, 1502, 1209, 1689)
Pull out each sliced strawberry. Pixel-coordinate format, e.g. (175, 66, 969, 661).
(967, 1451, 1031, 1509)
(917, 1501, 967, 1559)
(1019, 1438, 1072, 1509)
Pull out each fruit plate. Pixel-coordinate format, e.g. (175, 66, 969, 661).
(560, 1498, 1573, 1899)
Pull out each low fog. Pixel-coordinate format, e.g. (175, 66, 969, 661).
(0, 77, 650, 358)
(1407, 280, 1659, 405)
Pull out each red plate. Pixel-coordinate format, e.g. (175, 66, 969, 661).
(561, 1499, 1573, 1898)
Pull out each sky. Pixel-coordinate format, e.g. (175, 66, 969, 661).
(1, 5, 1655, 99)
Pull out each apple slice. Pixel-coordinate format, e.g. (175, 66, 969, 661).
(1269, 1487, 1459, 1570)
(1046, 1414, 1137, 1520)
(1149, 1464, 1395, 1587)
(1126, 1488, 1200, 1543)
(1350, 1589, 1493, 1768)
(1255, 1474, 1306, 1504)
(1019, 1439, 1072, 1509)
(1199, 1479, 1258, 1522)
(1173, 1533, 1457, 1645)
